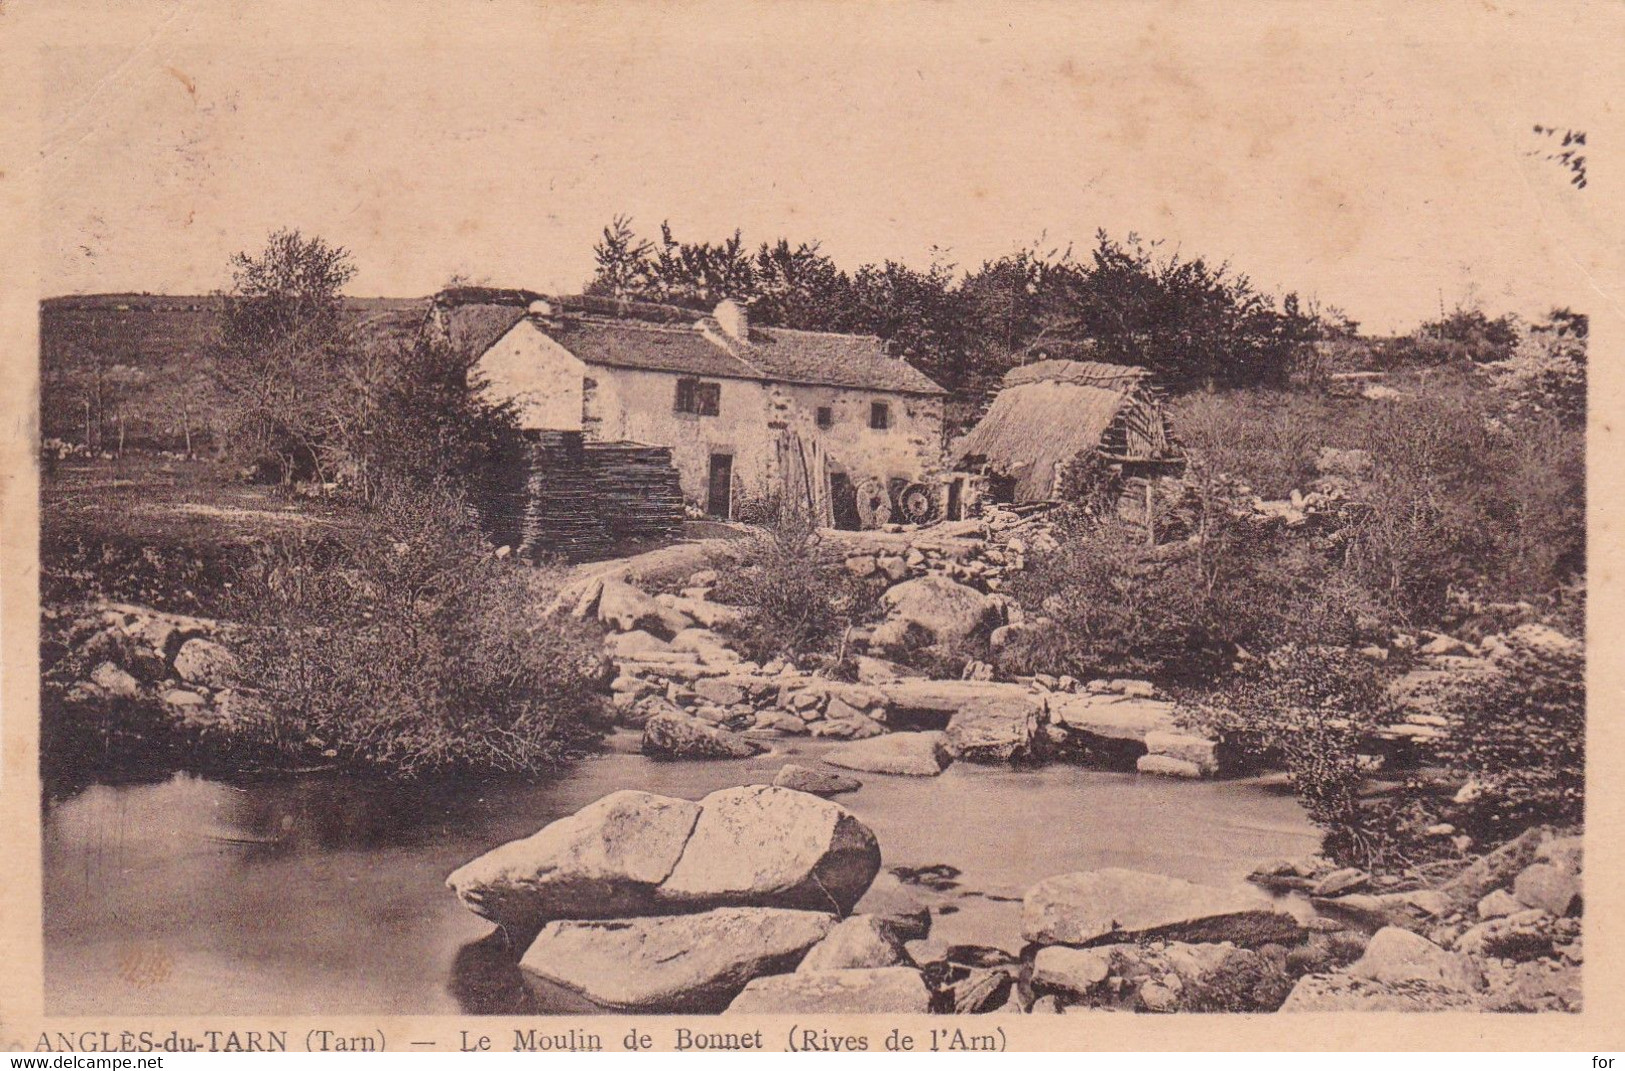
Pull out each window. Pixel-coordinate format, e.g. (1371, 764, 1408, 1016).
(816, 406, 833, 429)
(869, 401, 890, 430)
(675, 378, 721, 416)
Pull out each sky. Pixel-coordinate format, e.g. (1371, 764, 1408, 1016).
(25, 0, 1618, 333)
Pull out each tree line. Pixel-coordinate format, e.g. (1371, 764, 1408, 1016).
(586, 216, 1346, 395)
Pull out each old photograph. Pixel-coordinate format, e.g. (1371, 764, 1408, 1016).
(11, 0, 1614, 1042)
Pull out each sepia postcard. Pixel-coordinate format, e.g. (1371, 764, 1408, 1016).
(2, 0, 1623, 1054)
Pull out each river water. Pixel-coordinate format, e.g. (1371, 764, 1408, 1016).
(43, 735, 1320, 1015)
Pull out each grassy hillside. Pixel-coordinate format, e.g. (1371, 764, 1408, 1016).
(40, 294, 428, 454)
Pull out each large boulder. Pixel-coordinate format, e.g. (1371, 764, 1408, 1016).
(943, 693, 1043, 764)
(446, 791, 702, 934)
(1512, 862, 1581, 917)
(641, 711, 765, 759)
(1454, 909, 1555, 961)
(1022, 868, 1303, 948)
(875, 575, 1001, 649)
(725, 967, 932, 1014)
(797, 915, 911, 971)
(656, 785, 881, 915)
(520, 907, 833, 1012)
(824, 732, 952, 776)
(1346, 927, 1481, 992)
(88, 661, 141, 699)
(1440, 825, 1556, 910)
(172, 637, 239, 687)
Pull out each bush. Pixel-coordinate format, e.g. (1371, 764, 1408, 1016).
(707, 514, 881, 667)
(1438, 626, 1584, 840)
(1347, 391, 1584, 622)
(1180, 646, 1426, 869)
(998, 521, 1235, 684)
(230, 481, 607, 778)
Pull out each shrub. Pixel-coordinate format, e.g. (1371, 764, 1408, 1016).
(997, 521, 1235, 684)
(1347, 390, 1584, 622)
(707, 513, 881, 667)
(1181, 646, 1424, 869)
(1438, 625, 1584, 840)
(230, 480, 607, 778)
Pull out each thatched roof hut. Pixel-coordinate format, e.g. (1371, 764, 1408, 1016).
(955, 359, 1180, 503)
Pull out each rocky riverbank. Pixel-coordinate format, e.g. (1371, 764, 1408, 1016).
(446, 784, 1581, 1014)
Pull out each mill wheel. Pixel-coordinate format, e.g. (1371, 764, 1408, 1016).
(854, 476, 892, 530)
(897, 482, 939, 525)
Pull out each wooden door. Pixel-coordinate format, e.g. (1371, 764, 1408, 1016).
(707, 453, 733, 518)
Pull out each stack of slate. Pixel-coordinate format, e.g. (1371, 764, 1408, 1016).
(587, 441, 686, 540)
(519, 431, 613, 562)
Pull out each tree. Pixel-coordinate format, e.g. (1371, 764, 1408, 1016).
(585, 215, 654, 298)
(213, 229, 358, 484)
(750, 238, 854, 330)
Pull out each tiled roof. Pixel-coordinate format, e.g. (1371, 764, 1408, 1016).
(440, 302, 527, 358)
(546, 318, 763, 380)
(437, 288, 947, 395)
(742, 326, 945, 395)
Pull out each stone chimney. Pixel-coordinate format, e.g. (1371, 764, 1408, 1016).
(713, 298, 750, 342)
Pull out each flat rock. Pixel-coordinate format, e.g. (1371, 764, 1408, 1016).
(520, 907, 834, 1012)
(943, 694, 1043, 764)
(853, 655, 921, 685)
(654, 594, 741, 630)
(1312, 890, 1451, 932)
(1280, 973, 1478, 1012)
(1311, 867, 1370, 898)
(1022, 868, 1301, 948)
(1031, 946, 1114, 996)
(1136, 755, 1204, 778)
(725, 967, 931, 1014)
(446, 790, 702, 934)
(1047, 693, 1179, 742)
(797, 916, 910, 971)
(825, 731, 951, 776)
(692, 677, 749, 706)
(879, 679, 1037, 724)
(641, 711, 765, 760)
(773, 763, 861, 797)
(598, 579, 689, 637)
(656, 785, 880, 915)
(1143, 731, 1221, 774)
(851, 872, 932, 942)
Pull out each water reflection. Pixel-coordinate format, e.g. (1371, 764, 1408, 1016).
(44, 740, 1323, 1015)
